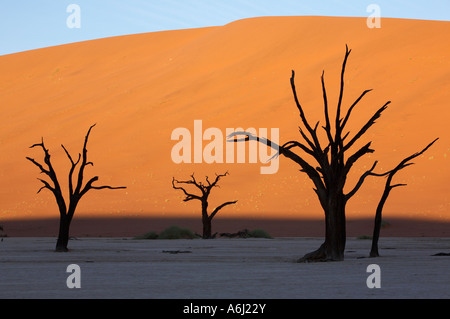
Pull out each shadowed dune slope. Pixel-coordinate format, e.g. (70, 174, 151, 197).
(0, 16, 448, 224)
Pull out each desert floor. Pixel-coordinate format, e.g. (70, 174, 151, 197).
(1, 236, 449, 299)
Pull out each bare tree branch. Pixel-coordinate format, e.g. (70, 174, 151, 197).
(74, 123, 96, 196)
(291, 71, 323, 153)
(282, 140, 315, 156)
(228, 131, 324, 186)
(172, 177, 203, 202)
(210, 200, 238, 220)
(345, 161, 378, 201)
(341, 89, 373, 131)
(208, 172, 229, 189)
(321, 70, 334, 146)
(343, 101, 390, 152)
(36, 178, 55, 194)
(336, 45, 351, 136)
(390, 183, 407, 189)
(78, 176, 99, 197)
(26, 157, 50, 176)
(27, 139, 65, 208)
(342, 142, 375, 191)
(228, 131, 327, 207)
(61, 144, 81, 196)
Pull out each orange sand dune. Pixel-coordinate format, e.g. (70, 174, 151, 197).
(0, 16, 448, 226)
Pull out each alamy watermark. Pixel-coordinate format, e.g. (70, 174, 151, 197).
(66, 264, 81, 288)
(66, 4, 81, 29)
(366, 4, 381, 28)
(366, 264, 381, 288)
(171, 120, 279, 174)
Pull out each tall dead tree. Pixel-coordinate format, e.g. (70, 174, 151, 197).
(369, 138, 438, 257)
(26, 124, 126, 251)
(228, 45, 435, 262)
(172, 172, 237, 238)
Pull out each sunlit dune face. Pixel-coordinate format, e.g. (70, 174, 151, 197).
(0, 16, 448, 222)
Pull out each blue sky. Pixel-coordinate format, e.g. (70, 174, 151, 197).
(1, 0, 449, 56)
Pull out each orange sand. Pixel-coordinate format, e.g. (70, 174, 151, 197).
(0, 16, 448, 226)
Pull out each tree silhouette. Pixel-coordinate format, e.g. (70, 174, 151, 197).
(26, 124, 126, 251)
(369, 138, 438, 257)
(172, 172, 237, 238)
(229, 45, 437, 262)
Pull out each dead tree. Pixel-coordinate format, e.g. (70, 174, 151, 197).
(172, 172, 237, 238)
(228, 45, 412, 261)
(26, 124, 126, 251)
(369, 138, 438, 257)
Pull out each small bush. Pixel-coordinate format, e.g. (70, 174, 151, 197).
(133, 231, 159, 240)
(157, 225, 198, 239)
(134, 226, 199, 240)
(220, 228, 272, 239)
(248, 229, 272, 239)
(356, 235, 372, 240)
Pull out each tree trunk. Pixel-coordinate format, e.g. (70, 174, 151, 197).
(201, 200, 212, 239)
(370, 186, 389, 257)
(55, 215, 71, 252)
(324, 197, 346, 261)
(202, 217, 212, 239)
(298, 193, 346, 262)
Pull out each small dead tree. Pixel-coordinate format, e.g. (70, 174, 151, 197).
(172, 172, 237, 238)
(369, 138, 438, 257)
(26, 124, 126, 251)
